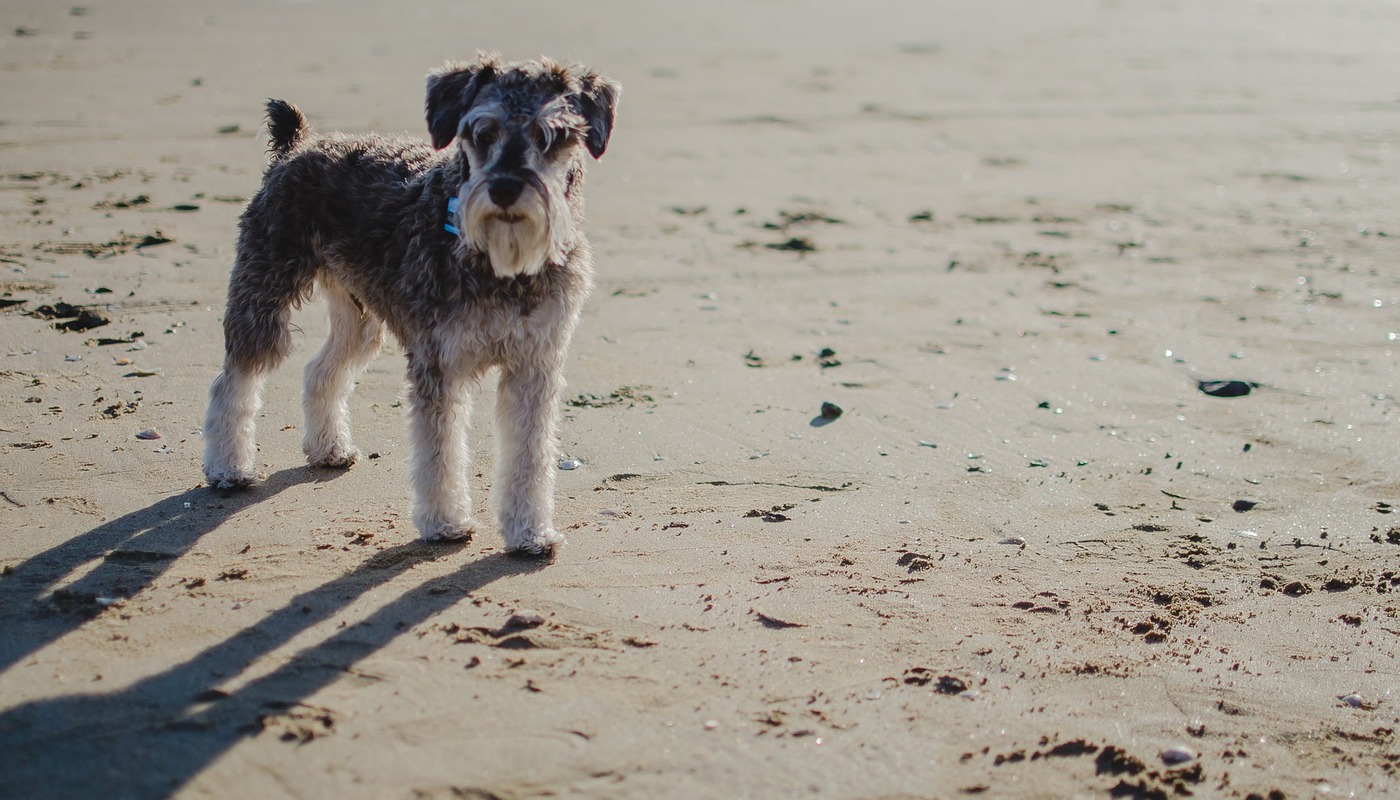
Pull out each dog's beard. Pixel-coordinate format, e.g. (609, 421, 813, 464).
(458, 181, 570, 278)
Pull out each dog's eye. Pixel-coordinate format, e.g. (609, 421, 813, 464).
(470, 124, 498, 149)
(536, 126, 576, 156)
(531, 125, 560, 153)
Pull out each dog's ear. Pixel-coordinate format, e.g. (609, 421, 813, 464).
(426, 61, 496, 150)
(571, 73, 621, 159)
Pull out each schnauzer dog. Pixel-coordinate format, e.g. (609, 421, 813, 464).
(202, 54, 619, 555)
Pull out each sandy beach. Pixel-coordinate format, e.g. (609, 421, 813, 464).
(2, 1, 1399, 797)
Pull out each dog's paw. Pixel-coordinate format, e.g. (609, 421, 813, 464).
(504, 527, 566, 558)
(416, 515, 477, 543)
(306, 444, 360, 470)
(205, 469, 261, 490)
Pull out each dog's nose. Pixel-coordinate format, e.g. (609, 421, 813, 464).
(488, 177, 525, 209)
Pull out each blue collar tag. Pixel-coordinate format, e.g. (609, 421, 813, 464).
(445, 197, 461, 235)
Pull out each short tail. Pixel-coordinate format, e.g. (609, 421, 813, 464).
(265, 99, 308, 160)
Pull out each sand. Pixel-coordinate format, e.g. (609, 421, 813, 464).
(2, 1, 1399, 798)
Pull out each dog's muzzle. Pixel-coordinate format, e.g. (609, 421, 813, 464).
(488, 177, 525, 209)
(454, 175, 556, 277)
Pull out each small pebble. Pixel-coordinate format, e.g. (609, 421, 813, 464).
(558, 459, 581, 470)
(1161, 745, 1196, 765)
(135, 428, 161, 440)
(703, 720, 719, 730)
(507, 609, 546, 629)
(1199, 379, 1254, 398)
(820, 401, 842, 420)
(1341, 693, 1365, 708)
(64, 354, 82, 362)
(999, 536, 1026, 546)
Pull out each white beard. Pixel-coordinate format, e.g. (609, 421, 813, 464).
(457, 180, 572, 277)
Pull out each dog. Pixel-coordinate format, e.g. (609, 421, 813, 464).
(202, 54, 619, 555)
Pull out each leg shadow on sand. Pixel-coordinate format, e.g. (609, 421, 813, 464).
(0, 468, 546, 799)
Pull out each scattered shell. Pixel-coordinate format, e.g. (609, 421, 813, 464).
(558, 459, 581, 470)
(703, 720, 719, 731)
(506, 609, 546, 629)
(127, 339, 147, 351)
(64, 354, 82, 362)
(999, 536, 1027, 546)
(113, 357, 133, 366)
(129, 368, 162, 377)
(1199, 379, 1255, 398)
(1161, 745, 1197, 765)
(1340, 693, 1367, 708)
(135, 428, 161, 440)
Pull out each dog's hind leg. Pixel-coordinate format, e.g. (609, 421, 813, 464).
(494, 356, 568, 555)
(302, 278, 384, 468)
(203, 246, 314, 489)
(406, 351, 481, 541)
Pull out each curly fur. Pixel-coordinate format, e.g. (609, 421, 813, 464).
(202, 55, 620, 556)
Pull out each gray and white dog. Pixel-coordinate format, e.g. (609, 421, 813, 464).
(202, 54, 619, 555)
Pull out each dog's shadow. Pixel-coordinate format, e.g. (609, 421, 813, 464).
(0, 468, 545, 798)
(0, 467, 327, 673)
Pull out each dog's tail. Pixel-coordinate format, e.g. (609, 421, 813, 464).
(265, 99, 308, 160)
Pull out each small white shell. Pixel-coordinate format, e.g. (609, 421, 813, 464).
(1341, 693, 1365, 708)
(558, 459, 581, 470)
(1161, 745, 1196, 765)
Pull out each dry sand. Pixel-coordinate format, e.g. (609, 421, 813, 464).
(2, 1, 1399, 798)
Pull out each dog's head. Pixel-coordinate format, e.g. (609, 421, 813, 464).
(426, 54, 620, 278)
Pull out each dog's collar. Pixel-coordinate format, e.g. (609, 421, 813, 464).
(444, 196, 461, 235)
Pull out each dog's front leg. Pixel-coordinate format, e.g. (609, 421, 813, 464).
(494, 358, 567, 555)
(406, 353, 477, 542)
